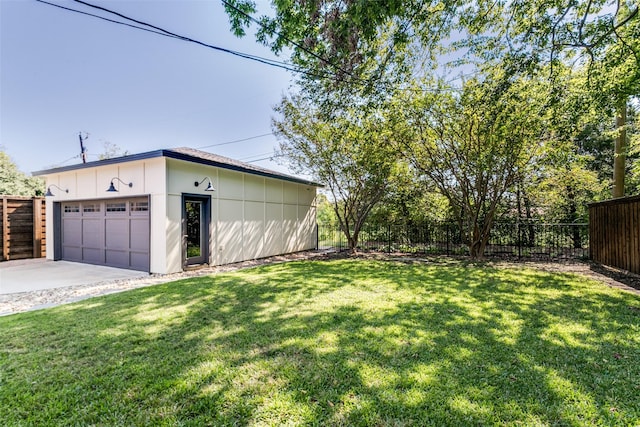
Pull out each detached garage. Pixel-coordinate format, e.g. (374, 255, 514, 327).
(34, 148, 321, 274)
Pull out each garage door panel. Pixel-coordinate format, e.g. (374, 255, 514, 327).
(82, 247, 103, 264)
(63, 246, 82, 262)
(63, 219, 82, 245)
(82, 219, 103, 247)
(130, 218, 149, 251)
(61, 197, 149, 272)
(105, 219, 130, 250)
(106, 249, 129, 268)
(130, 252, 149, 271)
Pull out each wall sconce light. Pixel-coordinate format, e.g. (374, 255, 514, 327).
(106, 177, 133, 192)
(194, 177, 215, 192)
(45, 184, 69, 197)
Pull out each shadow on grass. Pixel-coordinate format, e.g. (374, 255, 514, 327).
(1, 259, 639, 425)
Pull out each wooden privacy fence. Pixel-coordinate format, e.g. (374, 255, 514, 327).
(0, 196, 46, 261)
(589, 195, 640, 274)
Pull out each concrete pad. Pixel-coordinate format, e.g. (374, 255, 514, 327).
(0, 259, 147, 294)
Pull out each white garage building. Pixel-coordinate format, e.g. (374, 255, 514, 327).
(34, 147, 320, 274)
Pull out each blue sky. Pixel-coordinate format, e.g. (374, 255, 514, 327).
(1, 0, 296, 176)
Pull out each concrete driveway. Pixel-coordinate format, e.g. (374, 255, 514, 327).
(0, 259, 148, 294)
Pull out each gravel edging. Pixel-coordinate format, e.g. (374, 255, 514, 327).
(0, 251, 334, 316)
(2, 251, 637, 316)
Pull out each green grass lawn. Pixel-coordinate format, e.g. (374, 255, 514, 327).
(1, 258, 639, 426)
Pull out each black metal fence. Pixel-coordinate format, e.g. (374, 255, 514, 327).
(317, 222, 589, 260)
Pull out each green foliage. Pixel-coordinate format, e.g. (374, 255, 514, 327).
(224, 0, 639, 226)
(503, 66, 615, 222)
(625, 106, 640, 195)
(315, 193, 338, 225)
(395, 72, 546, 257)
(469, 0, 640, 106)
(0, 151, 45, 196)
(224, 0, 461, 87)
(367, 162, 452, 225)
(1, 259, 639, 425)
(274, 94, 399, 250)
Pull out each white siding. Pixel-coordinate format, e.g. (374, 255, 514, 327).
(202, 163, 317, 268)
(43, 156, 317, 274)
(218, 199, 244, 264)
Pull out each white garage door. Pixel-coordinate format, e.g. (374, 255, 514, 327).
(61, 197, 150, 271)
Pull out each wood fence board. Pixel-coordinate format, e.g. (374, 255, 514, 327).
(636, 202, 640, 271)
(7, 225, 35, 234)
(0, 196, 46, 261)
(2, 197, 8, 260)
(34, 198, 42, 258)
(589, 195, 640, 275)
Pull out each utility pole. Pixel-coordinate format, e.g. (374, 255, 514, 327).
(79, 132, 87, 164)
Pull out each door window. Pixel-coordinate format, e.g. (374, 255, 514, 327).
(185, 200, 203, 260)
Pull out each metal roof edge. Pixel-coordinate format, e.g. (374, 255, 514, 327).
(162, 149, 323, 187)
(32, 150, 166, 176)
(33, 148, 323, 188)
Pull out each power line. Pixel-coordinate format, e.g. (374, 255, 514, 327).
(35, 0, 191, 40)
(35, 0, 462, 94)
(195, 132, 273, 149)
(221, 0, 355, 80)
(51, 154, 80, 167)
(43, 0, 297, 71)
(34, 0, 335, 80)
(219, 1, 463, 93)
(246, 153, 284, 163)
(238, 151, 276, 161)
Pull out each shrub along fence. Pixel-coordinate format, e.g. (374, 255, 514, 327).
(318, 221, 589, 260)
(0, 196, 46, 261)
(589, 195, 640, 274)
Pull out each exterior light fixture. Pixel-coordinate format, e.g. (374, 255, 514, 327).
(194, 177, 215, 192)
(106, 177, 133, 192)
(45, 184, 69, 197)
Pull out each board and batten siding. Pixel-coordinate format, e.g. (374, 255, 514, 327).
(166, 158, 317, 273)
(589, 195, 640, 274)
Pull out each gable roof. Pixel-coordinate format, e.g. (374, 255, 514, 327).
(33, 147, 323, 187)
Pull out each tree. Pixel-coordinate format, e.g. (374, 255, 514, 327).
(395, 74, 545, 258)
(98, 141, 130, 160)
(367, 162, 451, 226)
(274, 94, 398, 252)
(315, 193, 337, 225)
(624, 105, 640, 194)
(467, 0, 640, 196)
(527, 66, 612, 220)
(225, 0, 639, 235)
(0, 151, 45, 196)
(224, 0, 463, 85)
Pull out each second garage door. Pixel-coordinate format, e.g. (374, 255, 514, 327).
(61, 197, 150, 271)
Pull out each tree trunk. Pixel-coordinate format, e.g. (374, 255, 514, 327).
(612, 99, 627, 198)
(468, 220, 490, 259)
(347, 222, 362, 253)
(348, 238, 358, 253)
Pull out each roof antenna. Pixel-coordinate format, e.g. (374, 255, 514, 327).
(79, 132, 88, 163)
